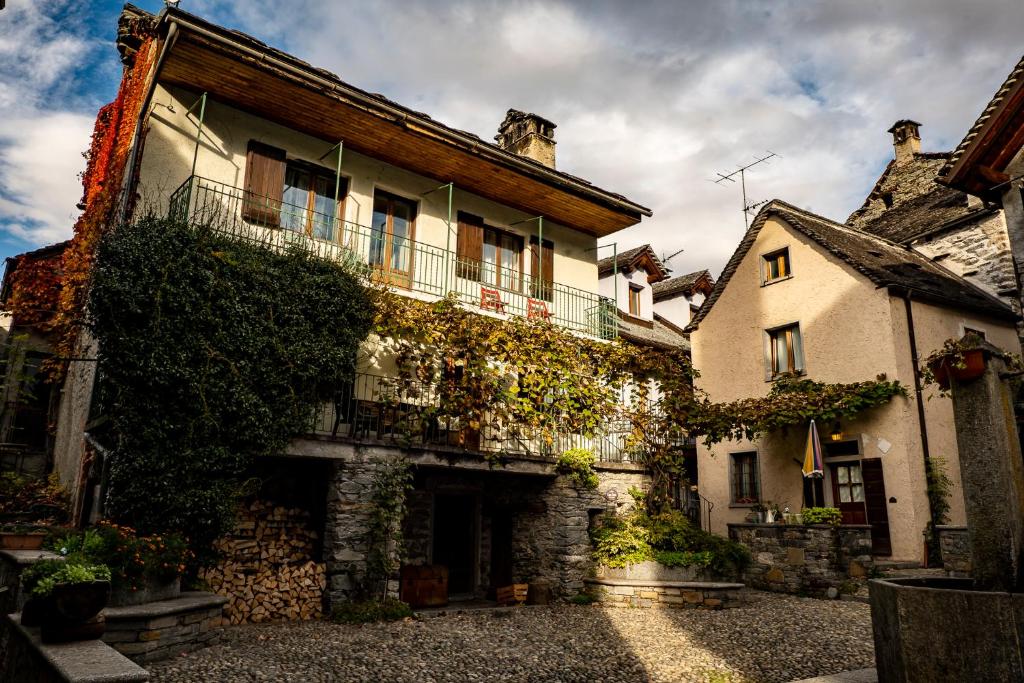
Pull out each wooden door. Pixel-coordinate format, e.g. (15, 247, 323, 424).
(862, 458, 892, 556)
(829, 462, 867, 524)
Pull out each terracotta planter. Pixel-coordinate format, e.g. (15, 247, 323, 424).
(0, 531, 46, 550)
(929, 349, 986, 390)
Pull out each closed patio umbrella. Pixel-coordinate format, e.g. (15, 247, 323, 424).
(802, 419, 824, 478)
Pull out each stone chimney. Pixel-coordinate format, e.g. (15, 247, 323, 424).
(495, 109, 556, 169)
(888, 119, 922, 166)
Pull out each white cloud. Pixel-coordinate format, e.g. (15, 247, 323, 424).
(2, 0, 1023, 274)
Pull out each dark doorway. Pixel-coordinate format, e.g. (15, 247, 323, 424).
(433, 494, 477, 595)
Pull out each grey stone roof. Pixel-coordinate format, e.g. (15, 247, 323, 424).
(596, 244, 668, 280)
(617, 312, 690, 351)
(688, 200, 1019, 330)
(652, 270, 713, 301)
(940, 54, 1024, 179)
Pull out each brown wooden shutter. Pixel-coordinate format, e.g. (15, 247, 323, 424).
(530, 236, 554, 301)
(862, 458, 892, 556)
(456, 212, 484, 281)
(242, 140, 286, 226)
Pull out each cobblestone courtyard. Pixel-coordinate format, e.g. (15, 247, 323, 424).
(148, 592, 874, 683)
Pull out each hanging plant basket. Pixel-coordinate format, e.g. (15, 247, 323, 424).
(928, 349, 987, 390)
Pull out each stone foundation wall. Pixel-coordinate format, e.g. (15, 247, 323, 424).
(102, 592, 227, 664)
(728, 523, 873, 596)
(936, 525, 971, 577)
(323, 447, 649, 607)
(585, 579, 745, 609)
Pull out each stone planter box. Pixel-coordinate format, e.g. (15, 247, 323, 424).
(870, 577, 1024, 681)
(594, 561, 718, 583)
(584, 578, 745, 609)
(110, 577, 181, 607)
(935, 525, 971, 577)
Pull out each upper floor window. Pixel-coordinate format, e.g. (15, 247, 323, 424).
(731, 451, 759, 504)
(762, 248, 791, 284)
(242, 140, 347, 241)
(370, 190, 416, 287)
(628, 284, 642, 317)
(457, 213, 554, 301)
(766, 323, 804, 377)
(483, 228, 523, 292)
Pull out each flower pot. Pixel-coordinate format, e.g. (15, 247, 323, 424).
(0, 531, 46, 550)
(31, 580, 110, 643)
(929, 349, 986, 390)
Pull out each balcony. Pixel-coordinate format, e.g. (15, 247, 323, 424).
(167, 176, 618, 340)
(309, 372, 639, 463)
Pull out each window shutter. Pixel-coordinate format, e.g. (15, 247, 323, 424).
(456, 212, 484, 281)
(242, 141, 286, 226)
(529, 236, 554, 301)
(792, 325, 805, 373)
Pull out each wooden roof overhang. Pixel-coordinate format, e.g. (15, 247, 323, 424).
(942, 75, 1024, 199)
(152, 9, 651, 238)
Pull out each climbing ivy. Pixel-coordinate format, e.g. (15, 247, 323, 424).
(89, 216, 374, 563)
(688, 375, 907, 447)
(365, 458, 413, 602)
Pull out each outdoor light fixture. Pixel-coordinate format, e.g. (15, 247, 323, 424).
(830, 422, 844, 442)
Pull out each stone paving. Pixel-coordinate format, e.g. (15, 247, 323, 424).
(147, 591, 874, 683)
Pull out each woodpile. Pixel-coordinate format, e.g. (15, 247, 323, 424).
(199, 500, 327, 624)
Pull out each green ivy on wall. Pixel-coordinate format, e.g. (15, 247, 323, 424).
(89, 217, 374, 563)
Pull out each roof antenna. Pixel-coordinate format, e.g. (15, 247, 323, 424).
(712, 151, 780, 228)
(661, 248, 685, 269)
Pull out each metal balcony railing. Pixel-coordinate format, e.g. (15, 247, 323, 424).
(168, 176, 618, 340)
(309, 371, 640, 463)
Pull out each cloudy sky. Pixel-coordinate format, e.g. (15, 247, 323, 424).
(0, 1, 1021, 276)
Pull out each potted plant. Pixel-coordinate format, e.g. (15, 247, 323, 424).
(922, 334, 992, 391)
(750, 502, 767, 524)
(20, 559, 111, 643)
(0, 523, 48, 550)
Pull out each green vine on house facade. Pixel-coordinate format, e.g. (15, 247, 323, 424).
(88, 216, 374, 563)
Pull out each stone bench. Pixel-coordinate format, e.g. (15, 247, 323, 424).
(584, 578, 746, 609)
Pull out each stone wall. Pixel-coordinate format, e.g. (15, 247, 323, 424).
(585, 579, 745, 609)
(323, 446, 649, 607)
(102, 592, 227, 664)
(728, 523, 873, 597)
(936, 525, 971, 578)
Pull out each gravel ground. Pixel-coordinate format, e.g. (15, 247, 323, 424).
(148, 591, 874, 683)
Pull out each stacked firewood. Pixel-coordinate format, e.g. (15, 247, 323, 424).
(199, 500, 327, 624)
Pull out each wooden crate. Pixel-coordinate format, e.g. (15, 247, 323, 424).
(496, 583, 529, 606)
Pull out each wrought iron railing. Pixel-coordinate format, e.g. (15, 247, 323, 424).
(309, 371, 639, 462)
(168, 176, 618, 339)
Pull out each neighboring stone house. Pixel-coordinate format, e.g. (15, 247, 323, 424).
(847, 119, 1019, 317)
(687, 199, 1020, 563)
(50, 5, 657, 608)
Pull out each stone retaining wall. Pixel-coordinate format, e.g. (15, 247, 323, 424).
(1, 613, 148, 683)
(728, 523, 873, 597)
(584, 579, 745, 609)
(102, 592, 227, 664)
(936, 525, 971, 577)
(0, 549, 62, 615)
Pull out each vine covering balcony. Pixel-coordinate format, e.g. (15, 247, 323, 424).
(167, 176, 618, 339)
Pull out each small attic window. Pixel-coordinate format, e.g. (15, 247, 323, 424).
(762, 248, 791, 284)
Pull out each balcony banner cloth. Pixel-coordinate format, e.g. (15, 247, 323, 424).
(802, 419, 824, 478)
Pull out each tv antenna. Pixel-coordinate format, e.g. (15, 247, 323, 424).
(660, 248, 685, 270)
(713, 151, 779, 228)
